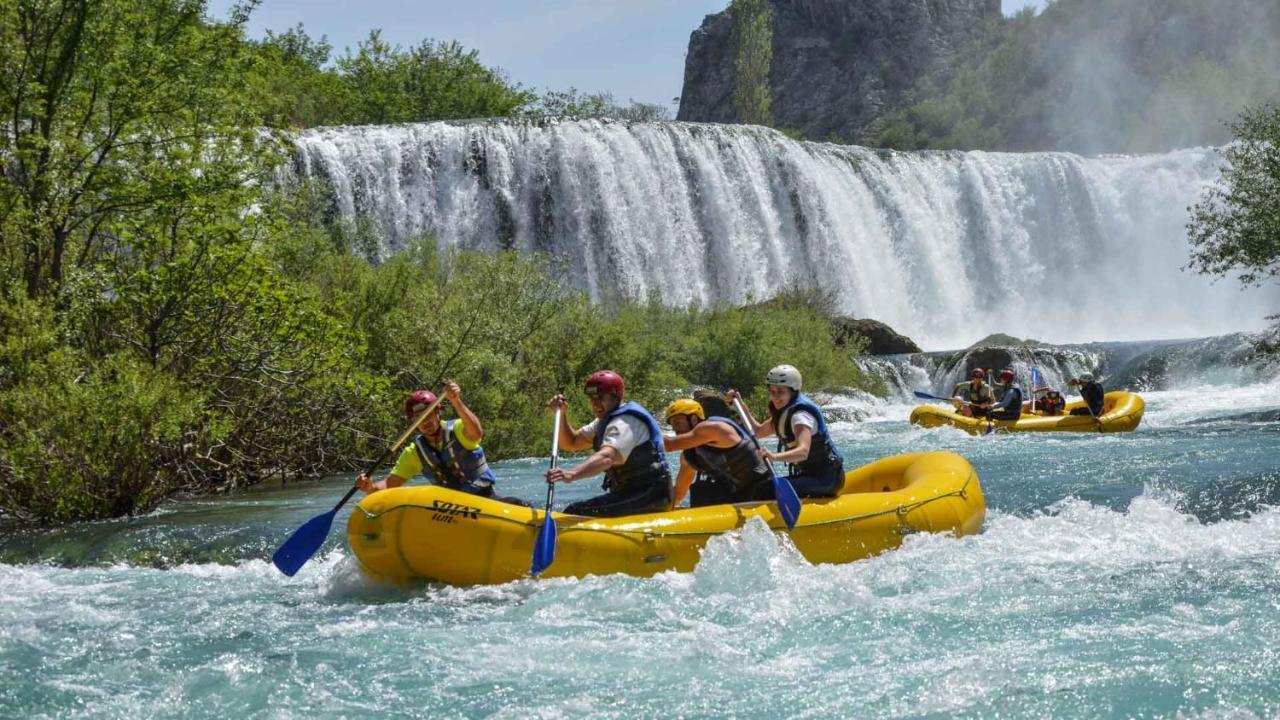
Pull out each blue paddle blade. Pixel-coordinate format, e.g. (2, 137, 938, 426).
(774, 476, 802, 530)
(272, 509, 337, 577)
(530, 513, 557, 577)
(913, 390, 952, 403)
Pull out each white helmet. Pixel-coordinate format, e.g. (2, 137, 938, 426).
(766, 364, 802, 390)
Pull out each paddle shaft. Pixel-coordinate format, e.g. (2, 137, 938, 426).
(336, 392, 447, 513)
(732, 397, 779, 478)
(544, 406, 562, 507)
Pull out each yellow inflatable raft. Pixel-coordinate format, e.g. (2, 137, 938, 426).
(909, 390, 1145, 434)
(347, 451, 985, 585)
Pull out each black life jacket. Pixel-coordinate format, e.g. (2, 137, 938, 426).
(994, 382, 1023, 418)
(1081, 381, 1105, 415)
(594, 401, 672, 495)
(772, 393, 843, 478)
(682, 416, 771, 491)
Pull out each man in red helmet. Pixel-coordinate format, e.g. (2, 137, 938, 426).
(357, 380, 508, 499)
(951, 369, 994, 418)
(545, 370, 672, 517)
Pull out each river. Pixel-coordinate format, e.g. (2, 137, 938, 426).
(3, 370, 1279, 718)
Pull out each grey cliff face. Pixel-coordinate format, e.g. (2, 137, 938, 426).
(677, 0, 1000, 142)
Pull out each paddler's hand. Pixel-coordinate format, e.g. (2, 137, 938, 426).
(724, 388, 741, 402)
(545, 467, 574, 484)
(356, 473, 378, 494)
(443, 380, 462, 404)
(547, 394, 567, 412)
(757, 447, 777, 462)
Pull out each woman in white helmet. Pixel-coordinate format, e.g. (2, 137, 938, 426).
(727, 365, 846, 498)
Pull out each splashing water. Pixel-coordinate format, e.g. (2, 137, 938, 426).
(4, 355, 1280, 717)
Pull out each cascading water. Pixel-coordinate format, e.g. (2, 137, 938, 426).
(291, 119, 1279, 350)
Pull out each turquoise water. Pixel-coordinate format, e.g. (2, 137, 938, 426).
(3, 384, 1280, 718)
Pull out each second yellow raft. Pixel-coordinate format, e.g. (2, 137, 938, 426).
(909, 390, 1145, 434)
(347, 451, 985, 585)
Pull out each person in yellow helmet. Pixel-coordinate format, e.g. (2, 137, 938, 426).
(663, 398, 773, 508)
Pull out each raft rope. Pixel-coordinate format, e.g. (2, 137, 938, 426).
(357, 470, 978, 540)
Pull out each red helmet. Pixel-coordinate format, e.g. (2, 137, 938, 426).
(970, 369, 985, 380)
(999, 368, 1015, 382)
(584, 369, 625, 398)
(404, 390, 438, 417)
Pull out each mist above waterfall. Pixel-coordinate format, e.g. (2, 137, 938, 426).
(292, 120, 1279, 351)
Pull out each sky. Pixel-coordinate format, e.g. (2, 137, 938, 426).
(210, 0, 1049, 111)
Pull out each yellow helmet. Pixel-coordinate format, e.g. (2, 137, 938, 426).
(665, 398, 705, 422)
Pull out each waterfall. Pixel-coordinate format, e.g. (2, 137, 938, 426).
(291, 119, 1280, 350)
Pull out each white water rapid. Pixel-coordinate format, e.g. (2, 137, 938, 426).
(291, 120, 1279, 350)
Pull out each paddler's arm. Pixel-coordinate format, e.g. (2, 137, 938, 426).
(671, 459, 696, 508)
(547, 394, 593, 451)
(356, 473, 409, 495)
(762, 425, 812, 465)
(724, 389, 773, 438)
(444, 380, 483, 442)
(663, 421, 737, 452)
(357, 445, 418, 494)
(546, 446, 622, 484)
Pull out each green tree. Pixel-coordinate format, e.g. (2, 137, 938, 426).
(247, 24, 349, 128)
(0, 0, 270, 299)
(1186, 104, 1280, 289)
(332, 31, 533, 125)
(730, 0, 773, 127)
(529, 88, 671, 122)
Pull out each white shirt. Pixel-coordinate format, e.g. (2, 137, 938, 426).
(579, 414, 650, 461)
(782, 410, 817, 448)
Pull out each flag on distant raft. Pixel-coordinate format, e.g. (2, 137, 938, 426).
(1030, 367, 1043, 412)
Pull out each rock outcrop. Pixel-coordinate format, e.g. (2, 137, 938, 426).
(677, 0, 1000, 143)
(833, 317, 921, 355)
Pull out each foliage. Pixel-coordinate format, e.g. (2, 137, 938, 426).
(730, 0, 773, 127)
(242, 25, 536, 128)
(525, 88, 671, 122)
(0, 0, 268, 299)
(1187, 105, 1280, 287)
(872, 0, 1280, 153)
(1186, 104, 1280, 350)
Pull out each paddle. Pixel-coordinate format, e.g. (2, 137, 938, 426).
(912, 390, 995, 435)
(913, 390, 959, 403)
(271, 392, 445, 577)
(530, 406, 562, 576)
(732, 396, 802, 531)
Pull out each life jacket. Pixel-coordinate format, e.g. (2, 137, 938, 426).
(594, 401, 672, 495)
(1037, 391, 1065, 415)
(682, 416, 771, 491)
(958, 381, 991, 405)
(412, 420, 496, 490)
(994, 382, 1023, 418)
(772, 393, 843, 478)
(1081, 381, 1105, 415)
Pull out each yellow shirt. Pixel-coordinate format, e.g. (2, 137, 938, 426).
(390, 421, 481, 479)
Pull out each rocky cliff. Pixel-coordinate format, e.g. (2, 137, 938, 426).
(677, 0, 1001, 142)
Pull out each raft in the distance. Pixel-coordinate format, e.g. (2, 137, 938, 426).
(909, 391, 1145, 434)
(346, 451, 985, 585)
